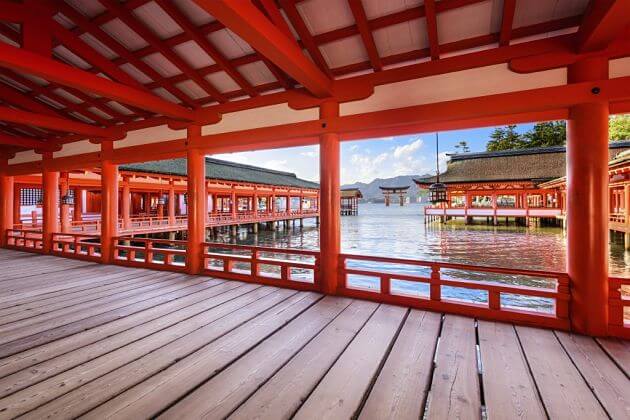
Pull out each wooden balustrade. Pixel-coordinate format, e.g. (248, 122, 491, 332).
(202, 243, 320, 291)
(113, 237, 187, 271)
(51, 232, 101, 261)
(5, 228, 43, 251)
(338, 253, 571, 330)
(609, 276, 630, 339)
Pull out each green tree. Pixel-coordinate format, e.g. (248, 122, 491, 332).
(522, 121, 566, 148)
(454, 140, 470, 153)
(610, 115, 630, 141)
(486, 125, 523, 151)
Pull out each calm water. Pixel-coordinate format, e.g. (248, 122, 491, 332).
(211, 203, 629, 313)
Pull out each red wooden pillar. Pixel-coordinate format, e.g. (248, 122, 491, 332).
(319, 101, 341, 294)
(253, 189, 258, 214)
(13, 184, 20, 225)
(231, 189, 237, 218)
(121, 177, 130, 229)
(566, 57, 609, 336)
(60, 172, 70, 233)
(73, 188, 83, 222)
(187, 126, 206, 274)
(42, 153, 58, 253)
(168, 180, 176, 224)
(0, 157, 14, 247)
(100, 142, 118, 264)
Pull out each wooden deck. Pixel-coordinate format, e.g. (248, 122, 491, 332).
(0, 249, 627, 419)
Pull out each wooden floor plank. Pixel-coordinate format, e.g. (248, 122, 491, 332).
(160, 296, 353, 418)
(516, 326, 607, 419)
(0, 276, 224, 357)
(478, 321, 546, 420)
(597, 337, 630, 376)
(0, 273, 197, 341)
(0, 272, 178, 325)
(0, 270, 161, 319)
(229, 300, 378, 420)
(425, 315, 480, 420)
(293, 304, 408, 420)
(556, 332, 630, 419)
(18, 290, 312, 419)
(0, 283, 257, 398)
(0, 279, 233, 378)
(0, 258, 89, 281)
(0, 286, 273, 409)
(359, 310, 441, 420)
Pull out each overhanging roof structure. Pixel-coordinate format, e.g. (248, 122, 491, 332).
(0, 0, 627, 172)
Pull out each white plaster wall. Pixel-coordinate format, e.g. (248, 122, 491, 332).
(9, 150, 41, 164)
(114, 124, 186, 149)
(53, 139, 100, 158)
(340, 64, 567, 116)
(610, 57, 630, 78)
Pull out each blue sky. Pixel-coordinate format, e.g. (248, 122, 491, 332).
(212, 123, 535, 185)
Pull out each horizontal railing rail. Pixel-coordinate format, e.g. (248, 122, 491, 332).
(51, 233, 102, 261)
(113, 237, 187, 271)
(609, 276, 630, 339)
(202, 242, 320, 291)
(339, 253, 570, 330)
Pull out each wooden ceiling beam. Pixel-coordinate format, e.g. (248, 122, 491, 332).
(154, 0, 258, 98)
(194, 0, 333, 98)
(99, 0, 227, 104)
(499, 0, 516, 46)
(0, 41, 193, 120)
(348, 0, 383, 71)
(0, 133, 57, 150)
(424, 0, 440, 60)
(577, 0, 630, 52)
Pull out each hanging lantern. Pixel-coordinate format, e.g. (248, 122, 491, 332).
(61, 195, 74, 205)
(183, 193, 188, 204)
(428, 182, 447, 204)
(428, 132, 448, 204)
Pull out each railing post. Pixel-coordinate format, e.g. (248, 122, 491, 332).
(319, 101, 341, 294)
(0, 156, 14, 248)
(186, 126, 206, 275)
(430, 265, 441, 301)
(168, 179, 176, 225)
(566, 57, 609, 336)
(100, 142, 119, 264)
(122, 176, 131, 230)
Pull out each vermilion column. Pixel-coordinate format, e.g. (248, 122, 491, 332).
(13, 185, 20, 225)
(187, 126, 206, 274)
(231, 190, 237, 218)
(73, 188, 83, 222)
(121, 177, 130, 230)
(168, 180, 176, 224)
(0, 157, 14, 247)
(566, 57, 609, 336)
(42, 153, 59, 253)
(319, 101, 341, 294)
(59, 173, 70, 233)
(100, 142, 119, 264)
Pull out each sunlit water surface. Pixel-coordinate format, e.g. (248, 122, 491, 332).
(213, 203, 629, 313)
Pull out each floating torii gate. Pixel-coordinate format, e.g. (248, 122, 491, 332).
(380, 186, 410, 207)
(0, 0, 627, 342)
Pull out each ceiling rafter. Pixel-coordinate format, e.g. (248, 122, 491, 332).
(0, 132, 56, 150)
(55, 2, 199, 109)
(499, 0, 516, 46)
(577, 0, 630, 52)
(348, 0, 382, 71)
(424, 0, 440, 60)
(98, 0, 227, 104)
(154, 0, 258, 98)
(0, 81, 63, 117)
(194, 0, 332, 98)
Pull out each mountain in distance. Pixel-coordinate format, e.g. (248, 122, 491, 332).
(342, 174, 431, 202)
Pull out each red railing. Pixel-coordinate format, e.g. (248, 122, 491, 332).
(609, 276, 630, 339)
(5, 229, 43, 251)
(51, 233, 101, 261)
(609, 213, 626, 224)
(202, 243, 320, 291)
(338, 253, 570, 330)
(113, 237, 187, 271)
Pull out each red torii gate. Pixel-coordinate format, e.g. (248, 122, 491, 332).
(0, 0, 627, 337)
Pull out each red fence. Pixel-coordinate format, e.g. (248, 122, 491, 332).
(113, 237, 188, 271)
(609, 276, 630, 339)
(6, 229, 43, 251)
(202, 243, 320, 291)
(338, 253, 570, 330)
(51, 233, 102, 262)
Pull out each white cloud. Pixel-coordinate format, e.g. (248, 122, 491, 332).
(393, 138, 423, 158)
